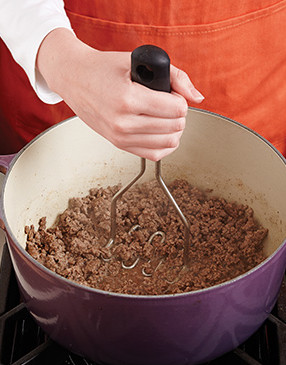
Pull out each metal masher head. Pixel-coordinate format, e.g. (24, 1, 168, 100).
(102, 45, 190, 281)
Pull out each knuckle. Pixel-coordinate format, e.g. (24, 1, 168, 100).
(175, 98, 188, 118)
(120, 91, 135, 114)
(167, 138, 176, 149)
(175, 117, 186, 131)
(167, 133, 181, 149)
(113, 118, 126, 134)
(176, 68, 188, 82)
(110, 126, 127, 148)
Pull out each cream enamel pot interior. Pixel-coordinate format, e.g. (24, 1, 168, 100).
(1, 108, 286, 365)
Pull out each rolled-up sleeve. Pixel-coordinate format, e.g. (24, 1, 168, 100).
(0, 0, 74, 104)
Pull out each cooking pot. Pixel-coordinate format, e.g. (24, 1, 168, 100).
(0, 106, 286, 365)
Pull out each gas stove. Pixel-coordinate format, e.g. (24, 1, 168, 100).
(0, 240, 285, 365)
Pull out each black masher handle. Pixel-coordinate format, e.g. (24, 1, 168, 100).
(131, 45, 171, 93)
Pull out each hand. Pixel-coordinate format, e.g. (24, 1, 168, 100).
(37, 29, 204, 161)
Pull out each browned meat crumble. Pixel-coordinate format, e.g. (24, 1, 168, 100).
(25, 179, 267, 295)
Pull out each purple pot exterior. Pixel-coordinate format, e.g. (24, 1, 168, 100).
(1, 112, 286, 365)
(7, 232, 286, 365)
(0, 154, 15, 170)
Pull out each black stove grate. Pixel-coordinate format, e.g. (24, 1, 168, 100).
(0, 243, 285, 365)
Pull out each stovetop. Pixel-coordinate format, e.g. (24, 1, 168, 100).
(0, 242, 285, 365)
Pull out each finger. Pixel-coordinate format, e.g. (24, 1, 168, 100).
(130, 82, 188, 118)
(170, 65, 204, 104)
(112, 115, 186, 135)
(122, 146, 178, 162)
(113, 130, 183, 150)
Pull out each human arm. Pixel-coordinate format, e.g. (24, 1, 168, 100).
(36, 28, 204, 161)
(0, 1, 204, 160)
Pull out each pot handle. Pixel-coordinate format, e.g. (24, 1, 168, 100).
(0, 154, 16, 174)
(0, 154, 16, 228)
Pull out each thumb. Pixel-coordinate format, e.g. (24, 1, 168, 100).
(170, 65, 205, 104)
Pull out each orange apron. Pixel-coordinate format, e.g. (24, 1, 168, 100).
(1, 0, 286, 155)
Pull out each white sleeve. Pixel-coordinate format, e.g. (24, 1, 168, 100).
(0, 0, 74, 104)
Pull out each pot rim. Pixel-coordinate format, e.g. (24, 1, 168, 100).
(1, 107, 286, 300)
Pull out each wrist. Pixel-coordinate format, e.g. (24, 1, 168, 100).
(36, 28, 96, 96)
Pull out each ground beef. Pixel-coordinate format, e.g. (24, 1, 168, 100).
(25, 179, 267, 295)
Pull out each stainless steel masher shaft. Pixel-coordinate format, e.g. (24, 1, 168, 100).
(106, 158, 190, 267)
